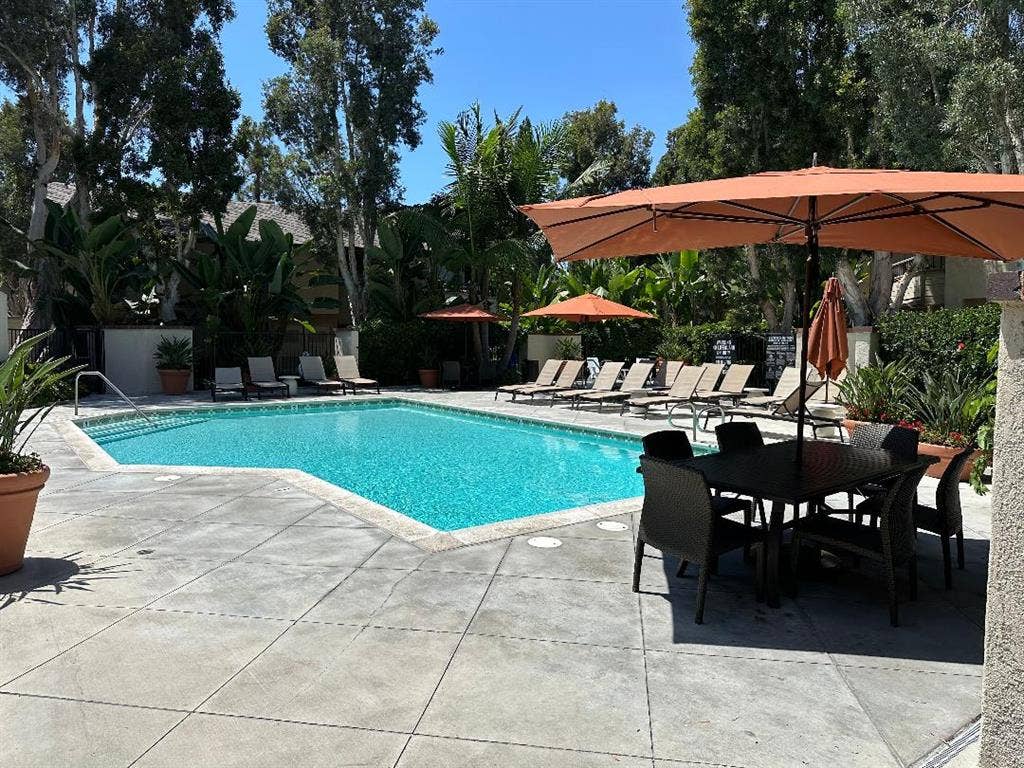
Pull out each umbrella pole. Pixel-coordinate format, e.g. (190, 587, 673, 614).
(796, 197, 820, 461)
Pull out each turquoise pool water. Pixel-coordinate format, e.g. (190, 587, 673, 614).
(81, 401, 700, 530)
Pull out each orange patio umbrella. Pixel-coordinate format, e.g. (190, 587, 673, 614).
(521, 166, 1022, 449)
(806, 277, 849, 400)
(521, 292, 654, 322)
(419, 303, 506, 322)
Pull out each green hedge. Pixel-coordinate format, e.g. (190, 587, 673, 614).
(655, 321, 767, 363)
(876, 304, 1000, 383)
(358, 319, 449, 385)
(581, 321, 662, 361)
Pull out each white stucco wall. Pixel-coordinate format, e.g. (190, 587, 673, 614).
(334, 328, 359, 359)
(526, 333, 583, 371)
(980, 300, 1024, 767)
(102, 327, 193, 395)
(0, 290, 8, 360)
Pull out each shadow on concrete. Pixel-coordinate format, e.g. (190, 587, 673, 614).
(0, 553, 132, 610)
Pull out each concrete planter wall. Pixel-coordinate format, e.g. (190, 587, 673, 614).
(795, 326, 878, 375)
(103, 326, 193, 395)
(334, 328, 359, 360)
(526, 334, 582, 366)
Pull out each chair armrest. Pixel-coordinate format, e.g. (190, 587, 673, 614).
(743, 387, 769, 395)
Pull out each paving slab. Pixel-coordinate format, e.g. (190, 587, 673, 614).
(133, 521, 284, 562)
(169, 474, 276, 496)
(92, 492, 240, 521)
(0, 693, 183, 768)
(240, 524, 389, 567)
(35, 489, 139, 515)
(25, 515, 176, 558)
(203, 622, 460, 731)
(497, 535, 637, 583)
(839, 664, 983, 765)
(133, 712, 407, 768)
(304, 568, 490, 631)
(396, 735, 653, 768)
(645, 650, 898, 767)
(197, 495, 325, 526)
(469, 574, 644, 648)
(363, 538, 508, 574)
(150, 562, 350, 619)
(6, 609, 288, 709)
(290, 504, 376, 528)
(0, 602, 130, 684)
(418, 633, 651, 756)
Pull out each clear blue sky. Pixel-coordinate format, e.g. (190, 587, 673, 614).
(222, 0, 696, 203)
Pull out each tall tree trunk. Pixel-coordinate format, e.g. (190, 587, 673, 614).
(835, 255, 869, 327)
(780, 278, 797, 330)
(334, 225, 363, 327)
(69, 0, 90, 224)
(890, 255, 927, 311)
(867, 250, 894, 320)
(743, 244, 780, 330)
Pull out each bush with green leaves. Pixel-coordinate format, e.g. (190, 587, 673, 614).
(836, 361, 915, 423)
(654, 321, 766, 363)
(581, 320, 662, 361)
(903, 368, 992, 447)
(875, 304, 1000, 384)
(554, 337, 583, 360)
(358, 319, 448, 385)
(1, 332, 83, 474)
(153, 336, 193, 370)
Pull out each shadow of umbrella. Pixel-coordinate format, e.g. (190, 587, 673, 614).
(0, 553, 134, 610)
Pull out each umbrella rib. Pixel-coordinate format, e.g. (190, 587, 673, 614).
(559, 203, 702, 260)
(878, 192, 1007, 261)
(819, 193, 956, 226)
(712, 200, 804, 225)
(543, 203, 666, 229)
(825, 201, 990, 227)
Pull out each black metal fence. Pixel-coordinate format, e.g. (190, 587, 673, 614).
(8, 327, 104, 372)
(192, 328, 338, 385)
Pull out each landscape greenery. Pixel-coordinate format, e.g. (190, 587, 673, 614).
(0, 1, 1016, 469)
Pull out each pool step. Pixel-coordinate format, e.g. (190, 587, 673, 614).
(86, 415, 209, 443)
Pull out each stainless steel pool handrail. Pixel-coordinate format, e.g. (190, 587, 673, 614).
(74, 370, 155, 425)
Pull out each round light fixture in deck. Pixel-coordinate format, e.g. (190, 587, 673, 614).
(596, 521, 628, 532)
(527, 536, 562, 548)
(154, 475, 181, 482)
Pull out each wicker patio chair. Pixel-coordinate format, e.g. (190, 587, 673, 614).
(642, 429, 756, 548)
(634, 456, 760, 623)
(495, 359, 563, 400)
(847, 423, 920, 518)
(246, 357, 289, 399)
(573, 362, 654, 411)
(791, 462, 930, 626)
(714, 422, 767, 528)
(334, 355, 380, 395)
(298, 356, 344, 395)
(857, 444, 975, 589)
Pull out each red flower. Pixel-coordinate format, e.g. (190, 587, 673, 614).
(957, 342, 966, 351)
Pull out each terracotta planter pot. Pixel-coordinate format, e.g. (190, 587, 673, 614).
(157, 368, 191, 395)
(417, 368, 440, 389)
(0, 465, 50, 575)
(918, 442, 984, 481)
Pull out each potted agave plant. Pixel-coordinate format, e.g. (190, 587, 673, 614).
(154, 335, 193, 395)
(835, 361, 913, 439)
(0, 332, 81, 575)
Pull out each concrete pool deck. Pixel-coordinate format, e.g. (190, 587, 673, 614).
(0, 388, 988, 767)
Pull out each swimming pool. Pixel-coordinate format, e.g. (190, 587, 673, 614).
(80, 401, 704, 531)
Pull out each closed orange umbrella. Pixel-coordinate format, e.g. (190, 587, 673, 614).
(520, 165, 1017, 450)
(806, 277, 849, 389)
(521, 293, 654, 322)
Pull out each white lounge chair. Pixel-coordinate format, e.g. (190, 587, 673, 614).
(495, 359, 564, 400)
(512, 359, 585, 401)
(574, 362, 654, 411)
(552, 361, 625, 406)
(334, 355, 380, 394)
(622, 365, 706, 417)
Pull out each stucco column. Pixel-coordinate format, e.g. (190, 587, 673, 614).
(980, 274, 1024, 767)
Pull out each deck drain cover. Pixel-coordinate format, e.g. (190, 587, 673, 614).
(596, 521, 628, 532)
(154, 475, 181, 482)
(527, 536, 562, 548)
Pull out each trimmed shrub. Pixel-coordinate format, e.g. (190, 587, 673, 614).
(358, 319, 449, 385)
(655, 321, 766, 363)
(875, 304, 1000, 384)
(581, 320, 662, 361)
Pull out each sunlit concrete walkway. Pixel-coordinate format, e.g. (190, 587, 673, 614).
(0, 387, 987, 767)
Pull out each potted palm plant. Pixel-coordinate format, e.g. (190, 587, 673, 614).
(417, 347, 439, 389)
(0, 332, 81, 575)
(154, 335, 193, 395)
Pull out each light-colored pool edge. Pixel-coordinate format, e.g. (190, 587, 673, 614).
(57, 396, 644, 552)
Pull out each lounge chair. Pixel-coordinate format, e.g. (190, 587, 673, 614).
(740, 366, 800, 407)
(574, 361, 654, 411)
(247, 357, 290, 399)
(700, 362, 725, 391)
(298, 356, 344, 395)
(621, 365, 706, 417)
(334, 355, 380, 394)
(682, 363, 757, 431)
(441, 360, 461, 389)
(724, 379, 840, 438)
(495, 359, 563, 400)
(809, 368, 847, 403)
(651, 360, 683, 390)
(551, 361, 624, 407)
(209, 367, 248, 401)
(511, 359, 585, 401)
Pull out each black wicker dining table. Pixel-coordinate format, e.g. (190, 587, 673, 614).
(678, 439, 934, 607)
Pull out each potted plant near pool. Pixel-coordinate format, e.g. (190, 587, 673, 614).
(154, 335, 193, 395)
(417, 347, 439, 389)
(0, 332, 81, 575)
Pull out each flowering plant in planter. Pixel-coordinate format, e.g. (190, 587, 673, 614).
(835, 361, 914, 424)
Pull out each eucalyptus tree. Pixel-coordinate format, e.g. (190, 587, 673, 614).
(264, 0, 439, 326)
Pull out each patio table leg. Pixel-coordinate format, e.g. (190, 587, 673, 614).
(766, 500, 786, 608)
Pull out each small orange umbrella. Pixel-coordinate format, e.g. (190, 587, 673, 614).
(521, 293, 654, 322)
(419, 303, 506, 322)
(806, 278, 849, 400)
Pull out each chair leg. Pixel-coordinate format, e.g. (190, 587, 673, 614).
(909, 556, 918, 601)
(676, 559, 689, 578)
(886, 561, 899, 627)
(756, 498, 767, 527)
(956, 528, 965, 570)
(632, 541, 644, 592)
(941, 534, 953, 590)
(789, 532, 801, 597)
(695, 565, 709, 624)
(743, 503, 752, 561)
(847, 491, 854, 522)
